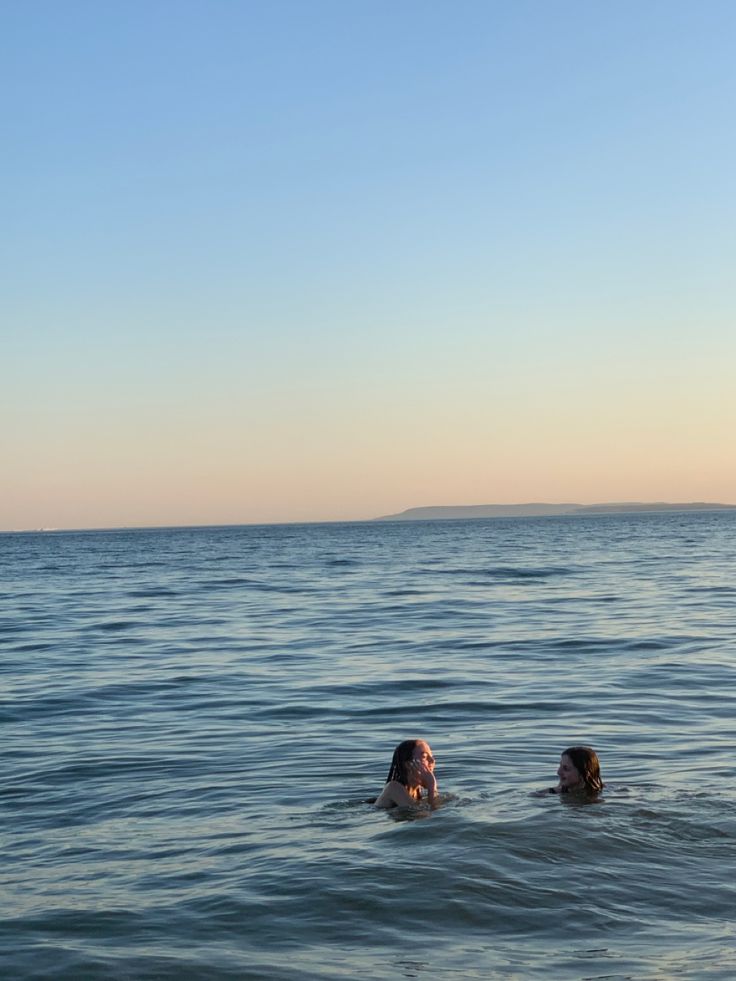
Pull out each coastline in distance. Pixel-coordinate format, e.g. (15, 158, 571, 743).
(375, 502, 736, 521)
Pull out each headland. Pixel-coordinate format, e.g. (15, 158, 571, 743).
(375, 502, 736, 521)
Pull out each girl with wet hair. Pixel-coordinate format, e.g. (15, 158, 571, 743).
(552, 745, 604, 796)
(374, 739, 438, 808)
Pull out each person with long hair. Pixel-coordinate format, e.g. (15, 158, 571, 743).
(374, 739, 438, 808)
(550, 746, 604, 796)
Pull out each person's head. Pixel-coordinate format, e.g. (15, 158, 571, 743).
(557, 746, 603, 794)
(386, 739, 435, 786)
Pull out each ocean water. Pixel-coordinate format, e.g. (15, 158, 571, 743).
(2, 511, 736, 980)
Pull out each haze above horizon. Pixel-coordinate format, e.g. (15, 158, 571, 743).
(5, 501, 736, 535)
(3, 1, 735, 532)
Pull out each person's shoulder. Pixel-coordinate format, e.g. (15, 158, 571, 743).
(374, 781, 401, 808)
(375, 781, 417, 808)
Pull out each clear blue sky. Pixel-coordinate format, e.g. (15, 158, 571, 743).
(3, 1, 735, 528)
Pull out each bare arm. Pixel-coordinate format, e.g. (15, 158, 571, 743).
(421, 769, 438, 806)
(408, 760, 438, 807)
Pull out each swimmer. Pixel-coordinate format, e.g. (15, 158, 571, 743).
(547, 746, 604, 796)
(374, 739, 438, 809)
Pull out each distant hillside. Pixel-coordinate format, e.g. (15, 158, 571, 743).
(375, 502, 736, 521)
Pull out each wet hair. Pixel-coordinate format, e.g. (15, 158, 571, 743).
(562, 746, 604, 794)
(385, 739, 422, 787)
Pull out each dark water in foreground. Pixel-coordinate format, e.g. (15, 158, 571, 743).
(2, 511, 736, 979)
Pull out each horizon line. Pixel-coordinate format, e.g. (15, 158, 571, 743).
(3, 500, 735, 535)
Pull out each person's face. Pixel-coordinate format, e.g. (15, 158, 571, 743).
(412, 741, 435, 770)
(557, 753, 582, 790)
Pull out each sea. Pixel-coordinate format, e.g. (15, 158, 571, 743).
(2, 510, 735, 980)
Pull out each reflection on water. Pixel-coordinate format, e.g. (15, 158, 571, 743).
(2, 511, 736, 978)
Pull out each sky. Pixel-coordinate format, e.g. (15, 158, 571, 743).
(2, 1, 735, 530)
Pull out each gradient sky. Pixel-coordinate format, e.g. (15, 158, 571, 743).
(3, 1, 735, 529)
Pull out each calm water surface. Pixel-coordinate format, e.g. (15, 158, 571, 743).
(2, 512, 736, 979)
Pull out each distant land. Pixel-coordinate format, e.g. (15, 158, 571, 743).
(375, 502, 736, 521)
